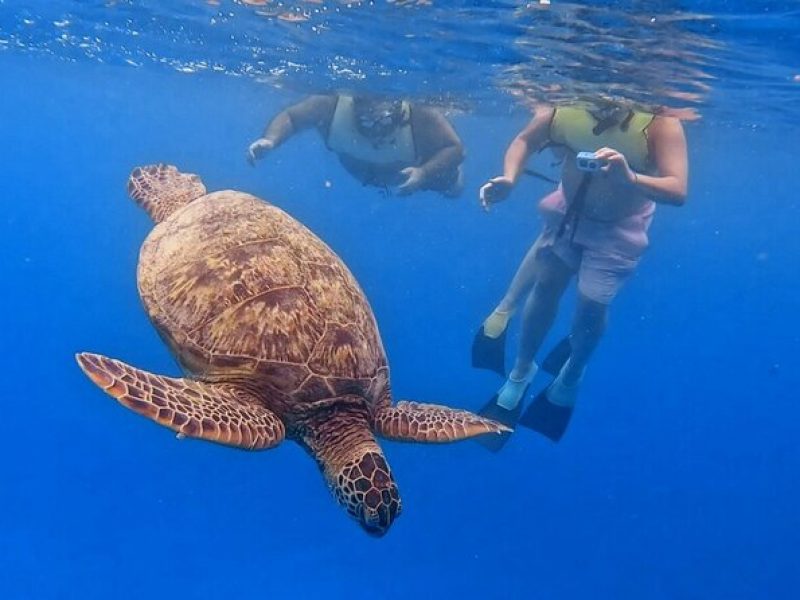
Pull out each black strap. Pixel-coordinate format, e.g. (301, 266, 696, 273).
(557, 173, 592, 241)
(619, 109, 635, 132)
(590, 106, 634, 135)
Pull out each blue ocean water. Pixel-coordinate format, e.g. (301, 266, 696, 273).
(2, 1, 799, 598)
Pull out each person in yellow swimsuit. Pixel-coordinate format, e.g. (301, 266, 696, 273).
(247, 94, 465, 197)
(473, 100, 689, 446)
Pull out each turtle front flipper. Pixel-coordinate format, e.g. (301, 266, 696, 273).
(76, 352, 285, 450)
(373, 401, 511, 442)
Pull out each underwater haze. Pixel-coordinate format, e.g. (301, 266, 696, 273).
(2, 0, 799, 598)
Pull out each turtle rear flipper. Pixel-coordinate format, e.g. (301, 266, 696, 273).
(76, 352, 285, 450)
(127, 164, 207, 223)
(373, 401, 511, 443)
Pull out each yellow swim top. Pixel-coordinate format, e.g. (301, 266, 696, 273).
(549, 105, 655, 172)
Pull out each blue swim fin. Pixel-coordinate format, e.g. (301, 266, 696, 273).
(518, 386, 573, 442)
(542, 335, 571, 376)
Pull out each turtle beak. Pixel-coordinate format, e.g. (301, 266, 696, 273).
(344, 451, 402, 536)
(359, 490, 401, 537)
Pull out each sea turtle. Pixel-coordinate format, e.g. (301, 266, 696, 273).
(76, 164, 507, 536)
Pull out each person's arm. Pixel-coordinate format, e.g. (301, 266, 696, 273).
(395, 107, 464, 195)
(594, 116, 688, 205)
(479, 104, 554, 209)
(638, 116, 688, 205)
(503, 105, 554, 183)
(247, 95, 336, 164)
(262, 95, 337, 147)
(411, 107, 465, 182)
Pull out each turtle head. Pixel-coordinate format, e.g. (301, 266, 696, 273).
(301, 402, 402, 536)
(334, 450, 402, 536)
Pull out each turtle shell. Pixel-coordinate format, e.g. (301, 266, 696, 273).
(137, 190, 388, 408)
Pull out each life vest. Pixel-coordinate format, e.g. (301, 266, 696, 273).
(326, 95, 416, 166)
(549, 105, 655, 172)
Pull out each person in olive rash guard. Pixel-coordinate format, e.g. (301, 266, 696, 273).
(473, 101, 688, 445)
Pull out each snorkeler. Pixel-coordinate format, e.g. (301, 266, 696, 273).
(247, 94, 465, 197)
(474, 100, 688, 447)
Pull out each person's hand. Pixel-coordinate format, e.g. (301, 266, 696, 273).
(395, 167, 425, 196)
(479, 176, 514, 211)
(594, 147, 636, 186)
(247, 138, 275, 166)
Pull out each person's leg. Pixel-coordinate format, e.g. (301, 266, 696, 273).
(519, 288, 609, 439)
(546, 294, 609, 408)
(482, 241, 547, 338)
(520, 221, 645, 438)
(496, 243, 542, 313)
(547, 246, 636, 406)
(484, 188, 568, 332)
(495, 252, 573, 410)
(472, 232, 564, 376)
(509, 252, 573, 380)
(561, 293, 608, 382)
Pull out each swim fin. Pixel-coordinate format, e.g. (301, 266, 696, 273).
(542, 335, 571, 376)
(518, 386, 573, 442)
(471, 325, 507, 376)
(474, 391, 525, 452)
